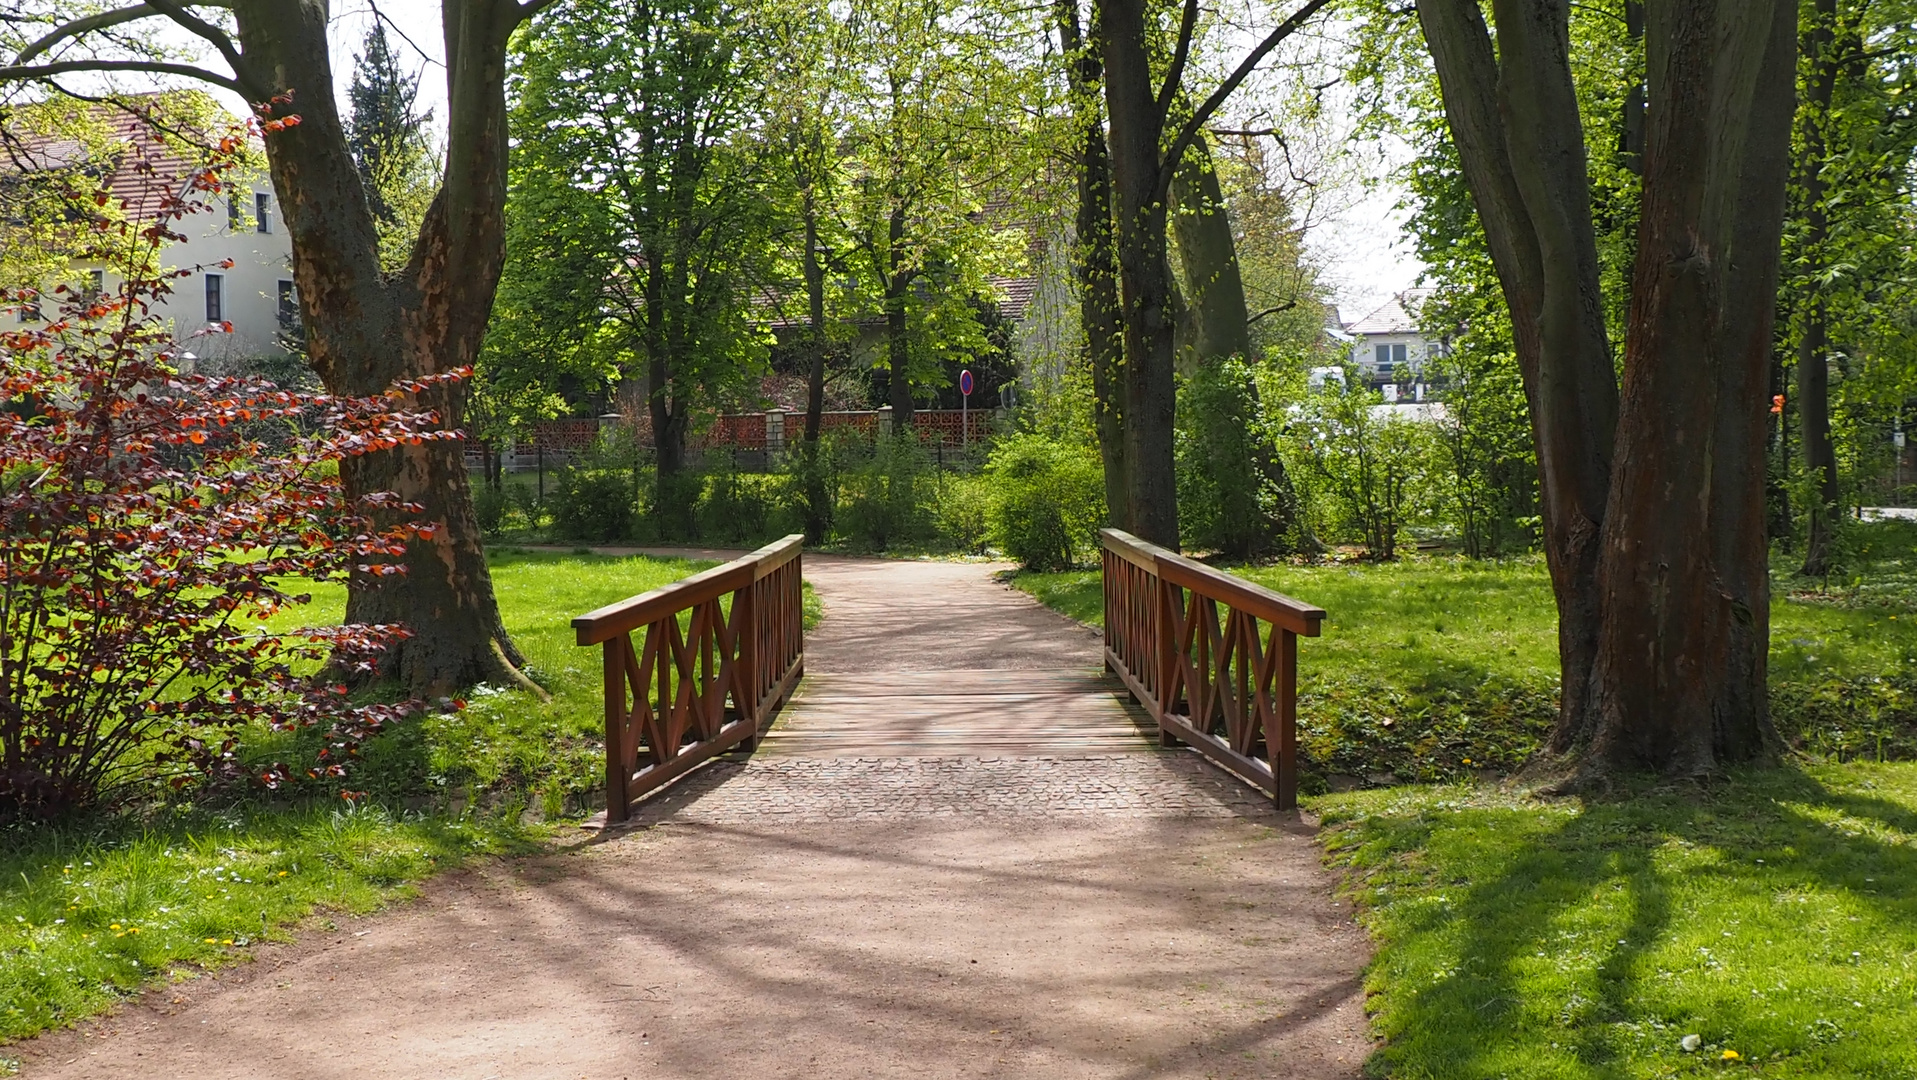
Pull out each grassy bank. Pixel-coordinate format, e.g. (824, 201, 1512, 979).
(1, 549, 714, 1047)
(1313, 764, 1917, 1078)
(1014, 524, 1917, 786)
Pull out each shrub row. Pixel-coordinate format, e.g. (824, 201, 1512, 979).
(478, 430, 1108, 565)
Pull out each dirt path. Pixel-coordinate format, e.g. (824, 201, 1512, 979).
(15, 554, 1373, 1079)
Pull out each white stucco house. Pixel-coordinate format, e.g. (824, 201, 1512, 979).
(4, 102, 296, 370)
(1344, 288, 1445, 401)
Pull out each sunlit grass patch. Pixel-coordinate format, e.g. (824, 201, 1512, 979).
(0, 802, 536, 1041)
(1, 549, 716, 1044)
(1313, 763, 1917, 1078)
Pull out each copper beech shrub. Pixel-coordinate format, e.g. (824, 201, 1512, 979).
(0, 111, 460, 821)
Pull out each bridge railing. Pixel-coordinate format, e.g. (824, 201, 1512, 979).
(1100, 529, 1324, 809)
(572, 536, 805, 823)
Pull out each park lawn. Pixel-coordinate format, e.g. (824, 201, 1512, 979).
(1013, 552, 1917, 690)
(1015, 533, 1917, 784)
(0, 549, 719, 1050)
(1312, 762, 1917, 1079)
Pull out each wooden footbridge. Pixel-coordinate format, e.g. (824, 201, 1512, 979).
(571, 531, 1324, 824)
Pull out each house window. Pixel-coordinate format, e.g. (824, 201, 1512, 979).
(277, 279, 297, 332)
(229, 194, 243, 231)
(15, 292, 39, 323)
(1375, 344, 1391, 368)
(255, 192, 273, 234)
(204, 273, 224, 323)
(1391, 342, 1408, 365)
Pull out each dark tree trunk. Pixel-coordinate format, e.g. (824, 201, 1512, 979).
(1797, 0, 1843, 577)
(1419, 0, 1793, 778)
(1588, 0, 1795, 774)
(233, 0, 535, 696)
(1056, 0, 1127, 529)
(802, 187, 828, 445)
(798, 184, 832, 542)
(1098, 0, 1179, 548)
(1168, 136, 1251, 366)
(1419, 0, 1618, 752)
(884, 203, 915, 429)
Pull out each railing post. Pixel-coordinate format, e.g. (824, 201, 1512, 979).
(1154, 569, 1178, 743)
(1275, 628, 1298, 810)
(736, 580, 760, 751)
(603, 638, 630, 824)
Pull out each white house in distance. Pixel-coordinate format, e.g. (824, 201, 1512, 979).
(4, 103, 295, 369)
(1344, 287, 1445, 401)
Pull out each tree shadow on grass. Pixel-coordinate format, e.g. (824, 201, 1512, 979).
(1348, 765, 1917, 1079)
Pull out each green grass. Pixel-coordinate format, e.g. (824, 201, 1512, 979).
(1014, 522, 1917, 786)
(0, 803, 538, 1042)
(1312, 763, 1917, 1078)
(1, 549, 727, 1046)
(1021, 522, 1917, 1077)
(1014, 547, 1917, 690)
(251, 548, 730, 810)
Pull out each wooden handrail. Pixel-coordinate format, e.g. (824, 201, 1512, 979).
(575, 536, 805, 823)
(1100, 528, 1322, 809)
(1099, 529, 1324, 635)
(572, 535, 801, 645)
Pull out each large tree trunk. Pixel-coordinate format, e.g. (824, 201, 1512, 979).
(1167, 134, 1303, 557)
(235, 0, 533, 696)
(1797, 0, 1843, 578)
(1056, 0, 1127, 529)
(1099, 0, 1179, 548)
(1588, 0, 1794, 774)
(1420, 0, 1791, 778)
(1419, 0, 1618, 752)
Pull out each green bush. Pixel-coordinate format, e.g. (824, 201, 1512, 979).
(1177, 358, 1300, 557)
(938, 473, 995, 554)
(474, 483, 510, 535)
(985, 432, 1105, 571)
(549, 468, 634, 541)
(647, 465, 702, 540)
(701, 463, 779, 543)
(839, 434, 935, 551)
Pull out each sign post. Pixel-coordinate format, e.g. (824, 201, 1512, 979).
(959, 368, 974, 454)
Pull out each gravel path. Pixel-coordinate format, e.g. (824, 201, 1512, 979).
(14, 553, 1373, 1079)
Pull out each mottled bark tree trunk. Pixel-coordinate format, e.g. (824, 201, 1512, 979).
(233, 0, 538, 696)
(1056, 0, 1127, 530)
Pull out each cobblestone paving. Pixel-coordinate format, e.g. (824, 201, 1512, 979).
(632, 751, 1277, 824)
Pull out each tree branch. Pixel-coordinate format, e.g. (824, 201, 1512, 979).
(0, 59, 245, 96)
(1246, 301, 1297, 326)
(140, 0, 265, 99)
(16, 5, 167, 64)
(1154, 0, 1200, 122)
(1156, 0, 1334, 201)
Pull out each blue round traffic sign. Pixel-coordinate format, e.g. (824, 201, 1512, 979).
(959, 369, 974, 396)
